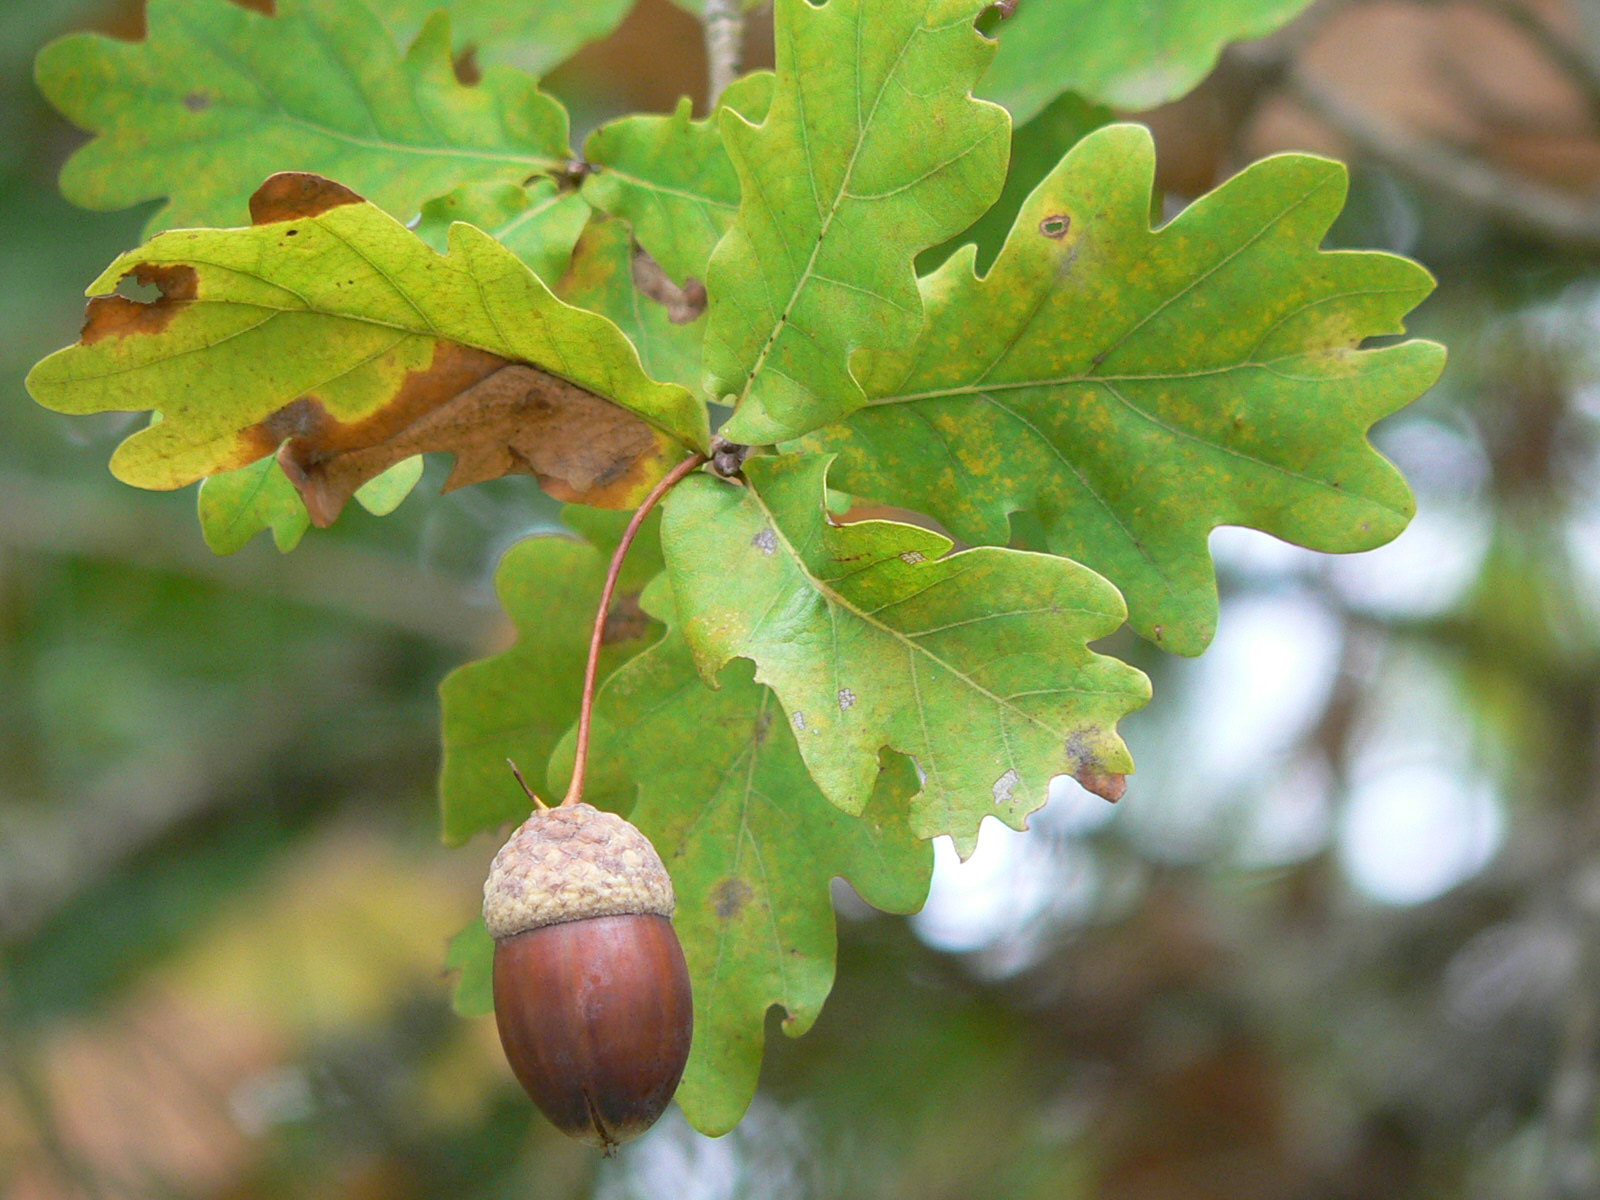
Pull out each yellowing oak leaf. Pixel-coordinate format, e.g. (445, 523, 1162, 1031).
(26, 174, 710, 527)
(662, 453, 1151, 855)
(810, 124, 1445, 655)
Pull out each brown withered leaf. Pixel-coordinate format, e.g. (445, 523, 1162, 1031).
(269, 343, 666, 526)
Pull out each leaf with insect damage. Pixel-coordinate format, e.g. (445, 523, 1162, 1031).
(662, 453, 1150, 856)
(706, 0, 1011, 445)
(581, 71, 774, 288)
(26, 173, 709, 528)
(36, 0, 572, 235)
(807, 125, 1443, 655)
(542, 580, 931, 1136)
(438, 509, 665, 845)
(980, 0, 1315, 123)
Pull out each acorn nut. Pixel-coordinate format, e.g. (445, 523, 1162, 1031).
(483, 802, 693, 1153)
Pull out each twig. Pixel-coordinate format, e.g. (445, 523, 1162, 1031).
(561, 452, 708, 808)
(701, 0, 745, 108)
(1287, 67, 1600, 251)
(1474, 0, 1600, 127)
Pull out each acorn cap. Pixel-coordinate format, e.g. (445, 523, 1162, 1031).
(483, 803, 674, 940)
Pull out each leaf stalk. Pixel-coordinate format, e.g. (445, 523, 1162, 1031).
(561, 451, 709, 808)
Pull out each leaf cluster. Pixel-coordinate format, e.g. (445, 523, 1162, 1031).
(24, 0, 1442, 1135)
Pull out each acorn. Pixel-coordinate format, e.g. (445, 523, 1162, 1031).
(483, 800, 693, 1153)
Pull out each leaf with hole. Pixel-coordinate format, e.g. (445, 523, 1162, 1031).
(27, 173, 708, 530)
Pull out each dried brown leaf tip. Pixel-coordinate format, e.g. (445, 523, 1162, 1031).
(249, 171, 364, 224)
(1074, 766, 1127, 803)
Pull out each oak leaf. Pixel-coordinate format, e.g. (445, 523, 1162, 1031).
(27, 173, 709, 528)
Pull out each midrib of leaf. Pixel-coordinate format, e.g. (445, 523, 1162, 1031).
(743, 482, 1120, 746)
(492, 190, 572, 241)
(864, 353, 1393, 401)
(972, 388, 1174, 588)
(324, 222, 442, 335)
(733, 12, 920, 410)
(593, 167, 739, 213)
(857, 364, 1410, 520)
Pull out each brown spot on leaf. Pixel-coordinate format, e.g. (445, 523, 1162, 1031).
(80, 264, 198, 346)
(1074, 766, 1126, 803)
(184, 92, 211, 112)
(249, 172, 365, 226)
(712, 878, 753, 921)
(260, 340, 668, 526)
(453, 45, 482, 85)
(1039, 214, 1071, 239)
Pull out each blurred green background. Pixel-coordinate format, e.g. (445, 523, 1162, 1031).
(6, 1, 1600, 1197)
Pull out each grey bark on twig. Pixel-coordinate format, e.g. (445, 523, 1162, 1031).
(701, 0, 744, 108)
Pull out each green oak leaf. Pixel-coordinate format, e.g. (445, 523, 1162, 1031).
(416, 180, 591, 284)
(198, 456, 312, 555)
(438, 512, 664, 845)
(561, 610, 932, 1136)
(378, 0, 635, 75)
(557, 216, 705, 393)
(197, 455, 423, 554)
(36, 0, 571, 234)
(808, 124, 1444, 656)
(445, 916, 495, 1018)
(921, 90, 1112, 276)
(707, 0, 1011, 445)
(981, 0, 1315, 123)
(662, 453, 1151, 855)
(27, 177, 708, 525)
(581, 71, 774, 287)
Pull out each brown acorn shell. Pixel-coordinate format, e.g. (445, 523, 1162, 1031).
(493, 912, 693, 1151)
